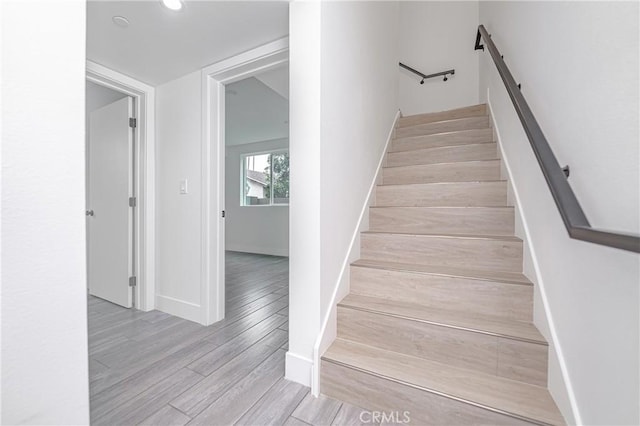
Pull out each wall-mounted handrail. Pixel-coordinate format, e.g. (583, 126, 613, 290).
(475, 24, 640, 253)
(399, 62, 455, 84)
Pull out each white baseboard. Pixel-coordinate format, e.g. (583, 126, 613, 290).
(285, 351, 313, 388)
(155, 294, 202, 324)
(310, 110, 401, 397)
(225, 244, 288, 257)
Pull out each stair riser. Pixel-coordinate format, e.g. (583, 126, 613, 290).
(387, 143, 497, 168)
(375, 182, 507, 207)
(396, 116, 490, 139)
(361, 233, 523, 272)
(391, 128, 493, 152)
(337, 307, 547, 386)
(321, 360, 536, 426)
(349, 265, 533, 321)
(398, 104, 487, 128)
(382, 160, 501, 185)
(369, 207, 515, 236)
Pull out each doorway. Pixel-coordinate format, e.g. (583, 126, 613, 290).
(86, 62, 156, 311)
(200, 38, 289, 325)
(85, 82, 135, 307)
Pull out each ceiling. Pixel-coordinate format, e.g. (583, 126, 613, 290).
(87, 1, 289, 86)
(225, 67, 288, 146)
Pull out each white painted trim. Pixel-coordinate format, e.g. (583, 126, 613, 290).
(486, 92, 581, 424)
(285, 351, 313, 388)
(310, 110, 401, 397)
(155, 295, 201, 324)
(200, 38, 289, 325)
(86, 61, 156, 312)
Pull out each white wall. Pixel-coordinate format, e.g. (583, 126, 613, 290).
(287, 0, 400, 387)
(287, 0, 323, 386)
(155, 70, 203, 322)
(398, 1, 479, 116)
(319, 0, 400, 329)
(479, 2, 639, 424)
(225, 138, 289, 256)
(1, 1, 90, 424)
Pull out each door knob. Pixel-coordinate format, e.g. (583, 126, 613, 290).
(86, 210, 94, 216)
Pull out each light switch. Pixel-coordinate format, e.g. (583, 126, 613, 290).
(180, 179, 188, 194)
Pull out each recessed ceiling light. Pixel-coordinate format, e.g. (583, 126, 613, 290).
(112, 16, 129, 28)
(161, 0, 183, 11)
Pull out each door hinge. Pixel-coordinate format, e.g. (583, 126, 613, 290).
(129, 196, 137, 207)
(129, 117, 137, 128)
(129, 276, 137, 287)
(221, 210, 225, 218)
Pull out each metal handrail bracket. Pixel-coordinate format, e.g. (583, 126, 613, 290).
(475, 24, 639, 253)
(399, 62, 455, 84)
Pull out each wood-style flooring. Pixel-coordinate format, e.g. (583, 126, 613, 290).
(89, 251, 370, 426)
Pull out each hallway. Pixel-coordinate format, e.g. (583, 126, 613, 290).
(88, 252, 367, 425)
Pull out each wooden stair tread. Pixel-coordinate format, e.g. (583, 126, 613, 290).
(383, 158, 499, 170)
(322, 338, 564, 426)
(386, 143, 498, 168)
(351, 259, 531, 285)
(375, 180, 508, 208)
(361, 230, 522, 241)
(391, 128, 494, 152)
(378, 179, 506, 186)
(386, 142, 497, 158)
(339, 293, 545, 344)
(370, 205, 514, 211)
(397, 104, 487, 128)
(396, 116, 489, 136)
(381, 160, 501, 185)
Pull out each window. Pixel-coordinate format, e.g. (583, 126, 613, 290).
(242, 151, 289, 206)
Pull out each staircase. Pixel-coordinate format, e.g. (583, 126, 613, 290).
(320, 104, 565, 425)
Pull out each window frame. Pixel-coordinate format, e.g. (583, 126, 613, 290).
(240, 149, 289, 207)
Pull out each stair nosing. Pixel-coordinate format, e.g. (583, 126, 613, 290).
(350, 260, 531, 286)
(388, 141, 497, 154)
(337, 302, 545, 345)
(383, 158, 500, 169)
(321, 351, 554, 426)
(369, 205, 514, 210)
(396, 116, 490, 129)
(383, 158, 500, 171)
(393, 127, 493, 142)
(377, 180, 506, 187)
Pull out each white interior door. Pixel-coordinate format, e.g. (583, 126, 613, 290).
(88, 96, 133, 308)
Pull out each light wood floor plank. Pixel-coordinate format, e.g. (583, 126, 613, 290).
(292, 392, 343, 426)
(235, 378, 309, 426)
(138, 405, 191, 426)
(93, 368, 204, 426)
(186, 349, 286, 426)
(88, 252, 318, 426)
(171, 331, 288, 417)
(331, 402, 378, 426)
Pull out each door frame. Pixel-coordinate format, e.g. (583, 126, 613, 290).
(201, 37, 289, 325)
(86, 60, 156, 311)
